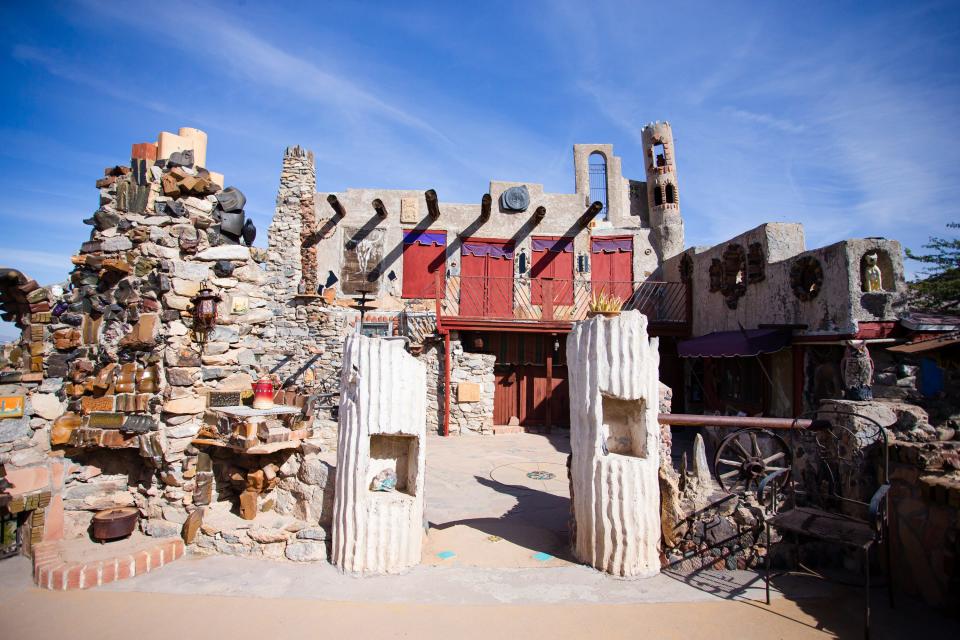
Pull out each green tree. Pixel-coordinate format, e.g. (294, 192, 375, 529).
(906, 222, 960, 312)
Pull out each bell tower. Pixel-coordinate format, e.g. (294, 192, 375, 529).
(642, 121, 684, 260)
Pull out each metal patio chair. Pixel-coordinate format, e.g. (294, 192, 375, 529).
(759, 408, 893, 640)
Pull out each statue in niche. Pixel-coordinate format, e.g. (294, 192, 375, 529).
(862, 253, 883, 292)
(841, 340, 874, 401)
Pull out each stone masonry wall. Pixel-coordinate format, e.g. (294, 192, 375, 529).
(0, 130, 338, 563)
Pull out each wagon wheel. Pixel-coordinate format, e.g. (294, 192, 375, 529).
(713, 428, 792, 494)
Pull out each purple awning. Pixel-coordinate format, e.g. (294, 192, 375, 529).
(590, 237, 632, 253)
(531, 237, 574, 252)
(403, 230, 446, 246)
(678, 329, 792, 358)
(461, 242, 514, 259)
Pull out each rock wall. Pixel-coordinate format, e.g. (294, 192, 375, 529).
(0, 129, 336, 563)
(331, 334, 426, 574)
(567, 310, 661, 577)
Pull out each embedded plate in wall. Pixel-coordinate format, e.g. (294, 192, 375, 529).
(500, 185, 530, 212)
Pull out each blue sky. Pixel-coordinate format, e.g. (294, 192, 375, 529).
(1, 0, 958, 337)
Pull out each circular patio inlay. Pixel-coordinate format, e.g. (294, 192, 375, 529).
(526, 470, 556, 481)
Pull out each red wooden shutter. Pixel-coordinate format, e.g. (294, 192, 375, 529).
(530, 237, 574, 305)
(591, 237, 633, 302)
(402, 230, 446, 298)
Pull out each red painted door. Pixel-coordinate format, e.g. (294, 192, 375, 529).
(401, 230, 446, 298)
(591, 237, 633, 304)
(530, 237, 574, 306)
(460, 240, 514, 318)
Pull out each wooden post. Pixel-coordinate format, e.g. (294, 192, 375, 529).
(425, 189, 440, 219)
(542, 278, 554, 321)
(792, 345, 805, 417)
(545, 335, 554, 433)
(532, 205, 546, 224)
(579, 201, 603, 227)
(480, 193, 491, 222)
(434, 270, 444, 327)
(372, 198, 388, 218)
(326, 194, 346, 217)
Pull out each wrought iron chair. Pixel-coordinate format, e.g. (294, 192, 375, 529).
(759, 408, 893, 640)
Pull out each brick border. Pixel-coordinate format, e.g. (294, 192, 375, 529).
(32, 538, 185, 590)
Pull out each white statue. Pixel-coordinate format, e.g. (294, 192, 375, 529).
(863, 253, 883, 292)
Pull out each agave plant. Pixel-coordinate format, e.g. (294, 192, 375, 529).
(589, 289, 623, 313)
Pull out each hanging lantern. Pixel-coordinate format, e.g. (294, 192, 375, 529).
(190, 282, 221, 344)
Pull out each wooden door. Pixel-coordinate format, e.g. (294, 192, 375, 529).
(401, 230, 446, 298)
(530, 237, 574, 306)
(460, 240, 514, 318)
(494, 367, 519, 425)
(591, 236, 633, 303)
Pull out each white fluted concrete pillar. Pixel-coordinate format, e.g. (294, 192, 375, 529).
(331, 334, 427, 574)
(567, 310, 662, 577)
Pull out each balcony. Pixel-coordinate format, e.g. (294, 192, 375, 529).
(435, 275, 689, 334)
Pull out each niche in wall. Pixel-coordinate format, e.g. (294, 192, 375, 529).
(368, 433, 419, 497)
(860, 250, 894, 292)
(720, 244, 747, 309)
(601, 394, 648, 458)
(790, 256, 824, 301)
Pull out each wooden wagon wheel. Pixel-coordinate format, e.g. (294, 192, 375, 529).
(713, 428, 792, 494)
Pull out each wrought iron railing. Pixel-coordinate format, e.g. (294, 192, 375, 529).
(436, 275, 688, 324)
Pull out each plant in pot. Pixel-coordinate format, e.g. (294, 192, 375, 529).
(587, 290, 623, 318)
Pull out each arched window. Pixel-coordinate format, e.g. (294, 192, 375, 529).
(588, 152, 608, 220)
(665, 183, 676, 204)
(653, 185, 663, 206)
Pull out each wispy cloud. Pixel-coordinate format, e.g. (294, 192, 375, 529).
(0, 247, 71, 270)
(723, 108, 804, 134)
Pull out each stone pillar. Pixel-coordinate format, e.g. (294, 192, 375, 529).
(267, 145, 316, 304)
(331, 334, 426, 574)
(567, 310, 662, 577)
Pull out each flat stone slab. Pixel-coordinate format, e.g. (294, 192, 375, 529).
(212, 406, 301, 417)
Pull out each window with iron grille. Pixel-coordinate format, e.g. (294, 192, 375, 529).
(588, 153, 608, 220)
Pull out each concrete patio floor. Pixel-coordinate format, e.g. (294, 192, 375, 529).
(0, 432, 955, 638)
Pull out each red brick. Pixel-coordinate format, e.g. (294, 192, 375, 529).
(100, 559, 117, 585)
(35, 563, 54, 587)
(45, 562, 68, 590)
(116, 555, 135, 580)
(64, 564, 82, 590)
(80, 564, 99, 589)
(150, 546, 164, 568)
(134, 550, 150, 576)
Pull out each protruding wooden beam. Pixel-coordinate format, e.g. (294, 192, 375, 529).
(326, 194, 346, 218)
(372, 198, 388, 218)
(532, 205, 546, 224)
(480, 193, 492, 222)
(424, 189, 440, 219)
(579, 201, 603, 226)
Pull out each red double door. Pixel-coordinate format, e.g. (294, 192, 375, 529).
(491, 333, 570, 428)
(459, 240, 514, 318)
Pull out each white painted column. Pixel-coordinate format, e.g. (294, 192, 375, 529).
(331, 334, 427, 574)
(567, 310, 662, 577)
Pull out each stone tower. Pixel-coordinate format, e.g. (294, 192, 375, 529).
(267, 145, 317, 303)
(642, 122, 684, 261)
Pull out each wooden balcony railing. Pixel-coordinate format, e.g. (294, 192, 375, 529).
(435, 275, 688, 326)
